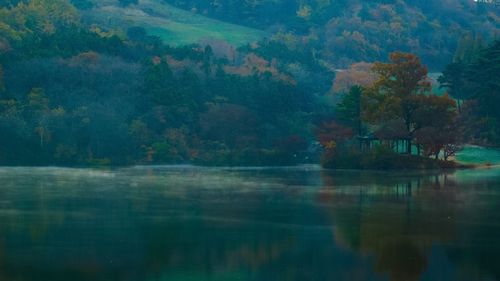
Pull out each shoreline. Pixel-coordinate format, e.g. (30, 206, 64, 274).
(0, 162, 495, 171)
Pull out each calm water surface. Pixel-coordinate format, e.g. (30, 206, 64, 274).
(0, 165, 499, 281)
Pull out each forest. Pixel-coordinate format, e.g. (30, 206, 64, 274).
(3, 2, 500, 281)
(320, 47, 500, 169)
(0, 0, 499, 167)
(162, 0, 499, 69)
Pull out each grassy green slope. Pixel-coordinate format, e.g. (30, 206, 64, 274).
(84, 0, 266, 46)
(456, 145, 500, 166)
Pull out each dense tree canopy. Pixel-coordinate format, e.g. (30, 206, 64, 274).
(438, 39, 500, 145)
(163, 0, 500, 69)
(0, 0, 498, 167)
(364, 53, 431, 137)
(0, 0, 325, 166)
(464, 40, 500, 143)
(320, 52, 461, 169)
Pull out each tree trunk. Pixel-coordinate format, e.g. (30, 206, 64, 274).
(40, 130, 44, 148)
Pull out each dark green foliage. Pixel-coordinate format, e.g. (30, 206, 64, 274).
(465, 40, 500, 143)
(439, 62, 468, 110)
(239, 40, 334, 95)
(118, 0, 138, 7)
(163, 0, 499, 69)
(1, 0, 496, 167)
(440, 40, 500, 145)
(194, 148, 297, 167)
(0, 0, 21, 7)
(0, 64, 4, 92)
(126, 26, 147, 41)
(336, 86, 363, 136)
(70, 0, 92, 9)
(0, 0, 319, 166)
(322, 145, 459, 170)
(439, 34, 487, 111)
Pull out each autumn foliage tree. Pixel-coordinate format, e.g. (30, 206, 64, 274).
(316, 120, 354, 166)
(0, 0, 79, 42)
(413, 94, 459, 159)
(316, 121, 354, 149)
(332, 62, 377, 93)
(364, 52, 433, 154)
(320, 52, 461, 168)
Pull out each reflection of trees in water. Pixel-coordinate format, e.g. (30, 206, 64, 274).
(318, 171, 460, 281)
(0, 168, 326, 281)
(140, 219, 297, 281)
(442, 173, 500, 281)
(0, 168, 499, 281)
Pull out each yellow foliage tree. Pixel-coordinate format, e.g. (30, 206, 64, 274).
(0, 0, 79, 42)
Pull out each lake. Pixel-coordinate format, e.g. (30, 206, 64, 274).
(0, 165, 499, 281)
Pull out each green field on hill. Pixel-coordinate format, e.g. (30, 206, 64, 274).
(85, 0, 266, 46)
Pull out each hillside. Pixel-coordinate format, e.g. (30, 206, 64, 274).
(81, 0, 266, 46)
(0, 0, 499, 166)
(161, 0, 500, 70)
(73, 0, 500, 69)
(0, 0, 324, 166)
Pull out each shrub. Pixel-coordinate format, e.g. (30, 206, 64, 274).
(322, 145, 458, 170)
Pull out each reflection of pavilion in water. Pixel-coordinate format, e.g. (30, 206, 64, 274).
(316, 172, 459, 281)
(1, 168, 499, 281)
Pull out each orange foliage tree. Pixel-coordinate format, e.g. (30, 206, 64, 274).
(413, 94, 459, 159)
(363, 52, 434, 154)
(316, 121, 354, 150)
(332, 62, 377, 93)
